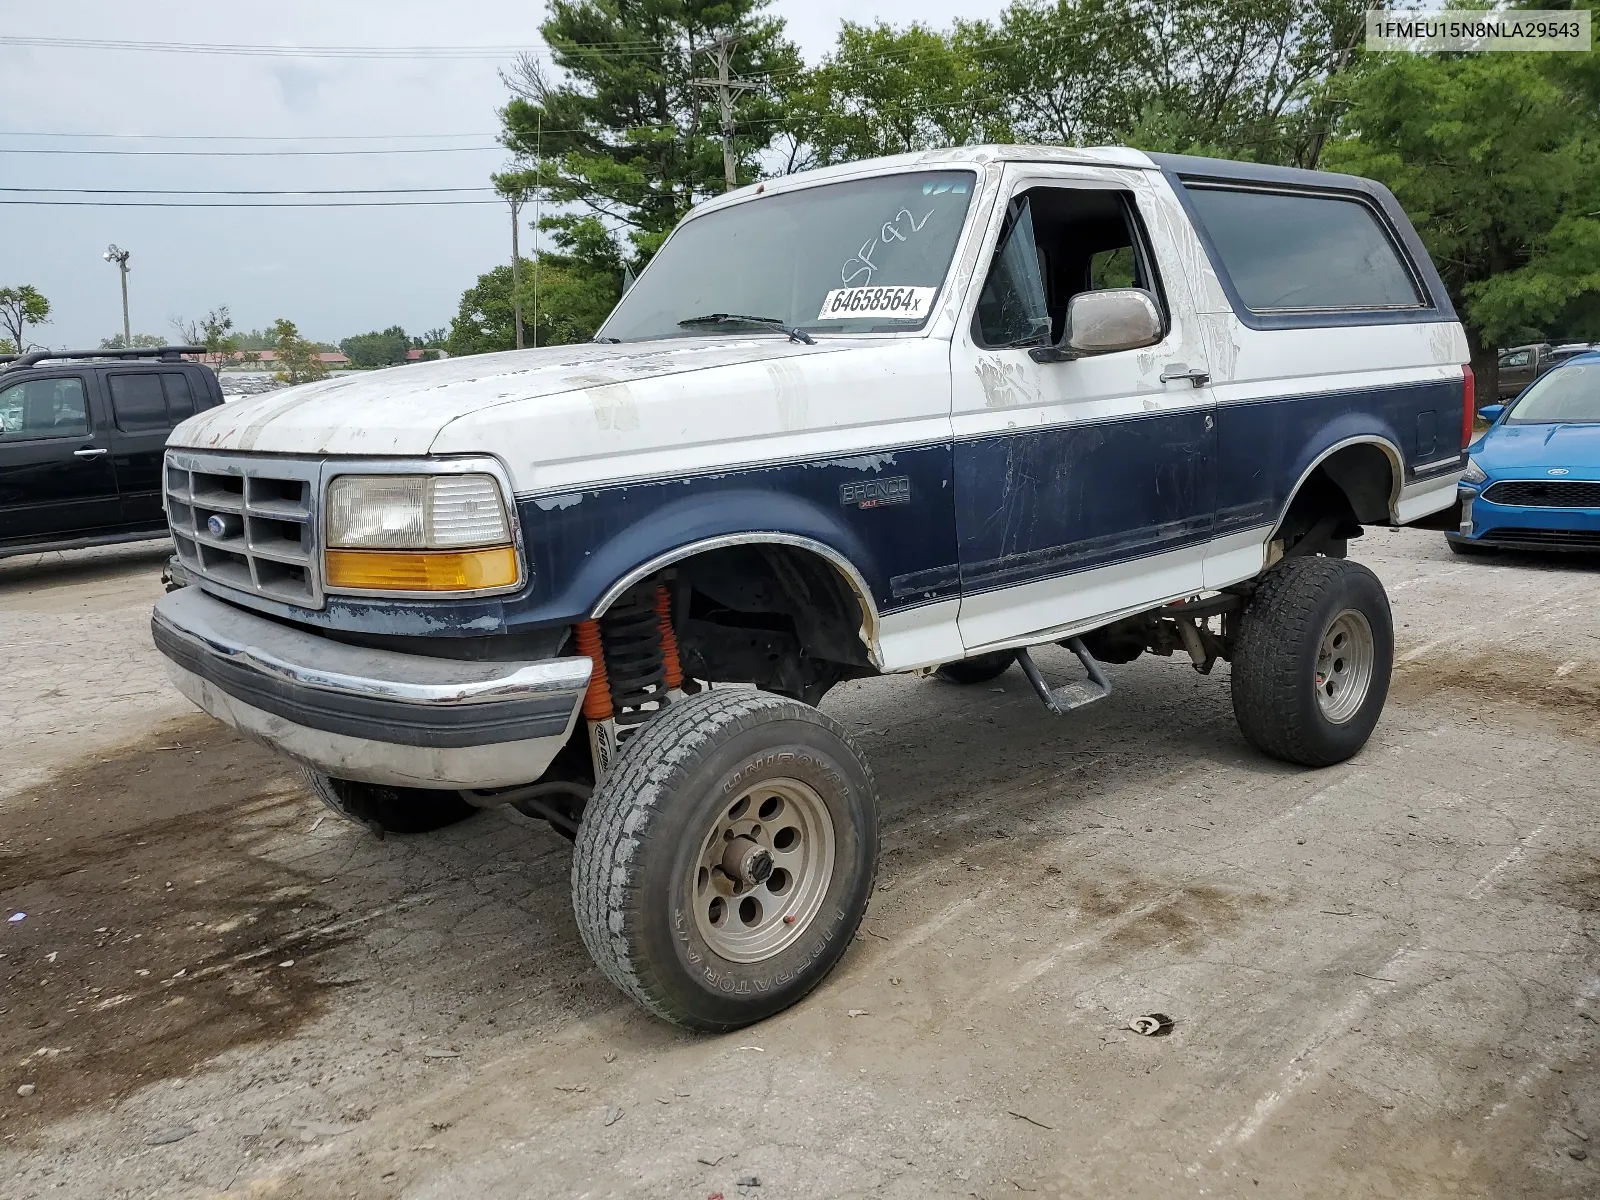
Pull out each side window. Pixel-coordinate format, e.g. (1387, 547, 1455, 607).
(974, 197, 1051, 348)
(1499, 350, 1531, 368)
(973, 187, 1163, 349)
(162, 372, 195, 422)
(108, 372, 171, 431)
(0, 377, 90, 441)
(1184, 186, 1423, 312)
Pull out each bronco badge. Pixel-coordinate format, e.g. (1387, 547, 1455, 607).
(840, 476, 911, 509)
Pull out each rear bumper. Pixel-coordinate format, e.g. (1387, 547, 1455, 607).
(151, 587, 590, 789)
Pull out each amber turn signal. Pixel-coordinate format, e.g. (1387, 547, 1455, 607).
(325, 546, 519, 592)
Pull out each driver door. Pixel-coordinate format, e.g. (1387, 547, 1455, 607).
(950, 166, 1217, 651)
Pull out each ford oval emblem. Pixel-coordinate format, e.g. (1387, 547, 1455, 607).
(1547, 468, 1570, 475)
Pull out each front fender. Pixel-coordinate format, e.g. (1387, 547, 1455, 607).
(509, 483, 889, 633)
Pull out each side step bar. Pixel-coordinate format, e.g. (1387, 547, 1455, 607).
(1015, 637, 1112, 715)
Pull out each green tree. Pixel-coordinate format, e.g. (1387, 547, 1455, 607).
(447, 250, 623, 356)
(447, 264, 521, 356)
(499, 0, 802, 268)
(340, 325, 412, 368)
(1321, 48, 1600, 397)
(783, 21, 1013, 167)
(99, 332, 165, 349)
(0, 285, 50, 353)
(173, 306, 240, 370)
(781, 1, 1366, 169)
(270, 318, 329, 385)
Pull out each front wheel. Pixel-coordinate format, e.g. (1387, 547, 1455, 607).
(303, 770, 478, 835)
(1230, 557, 1393, 767)
(572, 689, 878, 1031)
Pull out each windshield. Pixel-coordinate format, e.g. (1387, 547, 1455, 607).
(1508, 361, 1600, 424)
(598, 170, 977, 342)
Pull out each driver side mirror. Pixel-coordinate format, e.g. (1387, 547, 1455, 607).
(1478, 403, 1505, 424)
(1030, 288, 1162, 363)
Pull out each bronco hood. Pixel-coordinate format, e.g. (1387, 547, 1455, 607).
(171, 338, 848, 458)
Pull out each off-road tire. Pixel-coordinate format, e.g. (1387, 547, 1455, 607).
(934, 650, 1016, 685)
(1230, 557, 1393, 768)
(572, 689, 878, 1032)
(303, 770, 478, 836)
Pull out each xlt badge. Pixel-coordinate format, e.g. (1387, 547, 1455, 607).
(840, 476, 911, 509)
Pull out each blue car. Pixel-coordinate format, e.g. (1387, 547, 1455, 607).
(1450, 350, 1600, 554)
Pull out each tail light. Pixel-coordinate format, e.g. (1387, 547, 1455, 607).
(1461, 364, 1476, 448)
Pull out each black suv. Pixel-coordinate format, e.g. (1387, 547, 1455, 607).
(0, 346, 222, 559)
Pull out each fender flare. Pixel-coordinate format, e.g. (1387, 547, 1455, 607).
(1268, 432, 1406, 542)
(590, 531, 882, 663)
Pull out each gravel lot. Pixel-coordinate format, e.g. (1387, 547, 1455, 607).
(2, 529, 1597, 1199)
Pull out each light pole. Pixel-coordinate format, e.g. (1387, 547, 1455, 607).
(103, 244, 131, 346)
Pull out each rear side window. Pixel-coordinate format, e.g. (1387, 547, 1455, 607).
(0, 377, 89, 441)
(1184, 186, 1423, 313)
(109, 371, 198, 431)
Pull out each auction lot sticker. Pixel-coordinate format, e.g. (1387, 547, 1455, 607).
(817, 286, 937, 321)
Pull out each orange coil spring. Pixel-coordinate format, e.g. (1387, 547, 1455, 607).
(573, 619, 614, 721)
(656, 585, 683, 689)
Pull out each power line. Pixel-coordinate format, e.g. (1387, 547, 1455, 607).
(0, 197, 502, 208)
(0, 130, 498, 141)
(0, 186, 493, 195)
(0, 35, 664, 60)
(1, 144, 506, 157)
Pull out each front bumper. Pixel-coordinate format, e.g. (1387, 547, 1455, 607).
(1452, 484, 1600, 552)
(151, 587, 591, 789)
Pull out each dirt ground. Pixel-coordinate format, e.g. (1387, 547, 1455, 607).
(2, 530, 1597, 1200)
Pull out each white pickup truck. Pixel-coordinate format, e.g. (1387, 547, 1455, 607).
(151, 145, 1470, 1030)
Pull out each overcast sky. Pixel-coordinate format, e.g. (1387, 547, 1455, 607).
(1, 1, 1006, 350)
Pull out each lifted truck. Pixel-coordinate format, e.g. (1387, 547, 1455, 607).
(151, 146, 1470, 1030)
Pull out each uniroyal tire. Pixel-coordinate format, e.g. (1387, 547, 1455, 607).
(934, 650, 1016, 685)
(303, 770, 478, 835)
(1230, 557, 1394, 768)
(572, 689, 878, 1032)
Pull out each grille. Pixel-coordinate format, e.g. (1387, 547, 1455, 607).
(1482, 479, 1600, 508)
(164, 451, 324, 609)
(1478, 527, 1600, 550)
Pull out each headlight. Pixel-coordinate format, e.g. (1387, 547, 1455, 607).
(1462, 457, 1488, 484)
(324, 472, 519, 593)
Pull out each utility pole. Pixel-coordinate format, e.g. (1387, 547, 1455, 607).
(508, 194, 525, 350)
(692, 33, 758, 192)
(103, 244, 131, 345)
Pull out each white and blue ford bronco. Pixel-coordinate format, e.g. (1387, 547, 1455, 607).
(152, 146, 1470, 1030)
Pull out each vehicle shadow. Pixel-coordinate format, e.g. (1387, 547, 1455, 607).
(0, 538, 170, 590)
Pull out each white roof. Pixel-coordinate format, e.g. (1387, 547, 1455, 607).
(693, 145, 1156, 216)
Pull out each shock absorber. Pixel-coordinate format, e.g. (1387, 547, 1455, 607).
(574, 583, 683, 781)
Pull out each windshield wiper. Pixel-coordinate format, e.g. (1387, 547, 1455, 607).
(677, 313, 815, 345)
(592, 335, 622, 344)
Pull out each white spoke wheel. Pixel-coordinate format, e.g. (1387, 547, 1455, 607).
(573, 690, 878, 1032)
(1231, 557, 1394, 768)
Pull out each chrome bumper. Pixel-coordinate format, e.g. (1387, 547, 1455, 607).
(151, 587, 590, 790)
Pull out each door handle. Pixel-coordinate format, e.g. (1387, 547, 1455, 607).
(73, 447, 109, 459)
(1159, 364, 1211, 388)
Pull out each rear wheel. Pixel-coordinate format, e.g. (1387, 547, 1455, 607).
(933, 650, 1016, 685)
(1230, 557, 1393, 767)
(572, 689, 877, 1031)
(303, 770, 478, 836)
